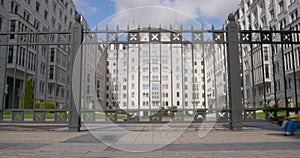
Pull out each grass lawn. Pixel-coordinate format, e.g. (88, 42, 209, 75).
(3, 112, 56, 120)
(91, 112, 127, 120)
(256, 110, 300, 119)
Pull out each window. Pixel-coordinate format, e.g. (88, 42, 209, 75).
(143, 67, 148, 72)
(143, 50, 149, 56)
(143, 75, 149, 81)
(34, 19, 40, 30)
(279, 1, 285, 13)
(44, 10, 48, 20)
(61, 89, 64, 97)
(36, 2, 40, 12)
(65, 2, 68, 8)
(10, 20, 16, 39)
(0, 0, 3, 5)
(152, 75, 159, 80)
(50, 48, 55, 62)
(27, 52, 31, 69)
(143, 59, 149, 64)
(64, 16, 67, 24)
(288, 78, 292, 89)
(8, 46, 13, 63)
(162, 84, 168, 90)
(10, 1, 14, 12)
(162, 93, 168, 98)
(14, 4, 18, 14)
(52, 17, 56, 28)
(263, 47, 268, 61)
(87, 74, 90, 83)
(143, 84, 149, 89)
(152, 92, 160, 99)
(39, 81, 44, 93)
(48, 85, 52, 95)
(152, 67, 158, 72)
(152, 58, 158, 64)
(270, 10, 275, 18)
(143, 93, 149, 98)
(49, 65, 54, 79)
(177, 92, 180, 97)
(265, 64, 270, 79)
(23, 11, 30, 21)
(152, 83, 159, 90)
(162, 75, 168, 81)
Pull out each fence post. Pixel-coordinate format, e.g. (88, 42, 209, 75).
(68, 15, 82, 132)
(226, 14, 243, 131)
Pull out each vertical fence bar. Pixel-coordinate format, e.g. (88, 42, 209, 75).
(226, 14, 243, 131)
(271, 40, 278, 110)
(290, 30, 298, 114)
(260, 29, 267, 107)
(280, 29, 289, 116)
(0, 36, 8, 120)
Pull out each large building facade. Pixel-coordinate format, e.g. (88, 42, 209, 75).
(104, 29, 206, 116)
(205, 43, 228, 109)
(238, 0, 300, 107)
(0, 0, 80, 110)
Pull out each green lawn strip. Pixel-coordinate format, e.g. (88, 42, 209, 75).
(3, 112, 56, 119)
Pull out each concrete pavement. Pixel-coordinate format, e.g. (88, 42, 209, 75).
(0, 122, 299, 157)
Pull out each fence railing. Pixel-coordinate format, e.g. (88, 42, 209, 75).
(0, 15, 299, 132)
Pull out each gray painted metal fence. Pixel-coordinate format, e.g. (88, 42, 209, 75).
(0, 14, 299, 132)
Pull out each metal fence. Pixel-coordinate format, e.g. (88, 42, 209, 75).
(0, 14, 299, 131)
(0, 31, 71, 123)
(240, 27, 300, 122)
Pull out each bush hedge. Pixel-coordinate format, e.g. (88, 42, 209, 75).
(35, 102, 55, 109)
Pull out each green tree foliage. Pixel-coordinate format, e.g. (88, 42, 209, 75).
(19, 80, 34, 109)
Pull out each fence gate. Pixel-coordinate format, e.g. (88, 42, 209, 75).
(75, 14, 242, 130)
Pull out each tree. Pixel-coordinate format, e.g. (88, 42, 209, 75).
(19, 80, 34, 109)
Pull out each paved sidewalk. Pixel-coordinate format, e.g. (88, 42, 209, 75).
(0, 122, 299, 157)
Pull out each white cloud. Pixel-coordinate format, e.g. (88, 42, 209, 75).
(73, 0, 98, 15)
(108, 0, 240, 29)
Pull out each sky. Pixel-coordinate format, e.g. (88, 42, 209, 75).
(73, 0, 241, 30)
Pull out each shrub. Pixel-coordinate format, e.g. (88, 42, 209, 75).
(46, 102, 55, 109)
(35, 102, 55, 109)
(19, 80, 34, 109)
(35, 102, 42, 109)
